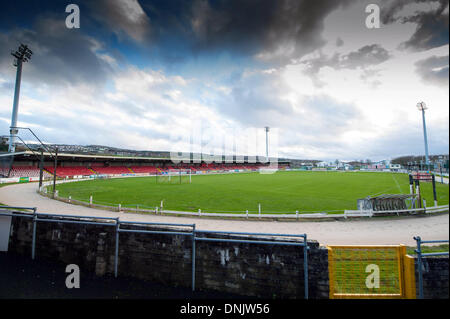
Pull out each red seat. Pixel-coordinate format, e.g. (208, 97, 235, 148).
(45, 166, 93, 177)
(93, 166, 130, 174)
(130, 166, 159, 173)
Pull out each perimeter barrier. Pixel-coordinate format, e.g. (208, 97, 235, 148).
(0, 206, 310, 298)
(414, 236, 449, 299)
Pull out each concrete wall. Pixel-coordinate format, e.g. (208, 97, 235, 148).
(7, 215, 329, 299)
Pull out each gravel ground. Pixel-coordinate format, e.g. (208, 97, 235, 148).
(0, 182, 448, 246)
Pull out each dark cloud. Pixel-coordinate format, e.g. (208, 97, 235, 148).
(148, 0, 351, 63)
(304, 44, 391, 71)
(300, 44, 391, 87)
(0, 16, 113, 88)
(415, 55, 449, 87)
(87, 0, 152, 43)
(340, 44, 391, 69)
(66, 0, 352, 66)
(381, 0, 449, 51)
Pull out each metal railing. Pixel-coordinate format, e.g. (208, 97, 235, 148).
(193, 230, 309, 298)
(413, 236, 449, 299)
(0, 206, 310, 299)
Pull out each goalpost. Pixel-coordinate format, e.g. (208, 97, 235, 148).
(156, 169, 192, 184)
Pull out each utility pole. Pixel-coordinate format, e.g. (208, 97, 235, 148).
(265, 126, 269, 163)
(9, 44, 32, 153)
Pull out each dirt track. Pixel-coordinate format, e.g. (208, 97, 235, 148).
(0, 182, 448, 246)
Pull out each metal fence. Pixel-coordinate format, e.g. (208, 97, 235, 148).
(0, 206, 310, 299)
(413, 236, 449, 299)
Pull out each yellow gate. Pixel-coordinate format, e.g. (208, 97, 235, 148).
(327, 245, 416, 299)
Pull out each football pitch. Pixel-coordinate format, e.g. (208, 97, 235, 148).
(54, 171, 449, 214)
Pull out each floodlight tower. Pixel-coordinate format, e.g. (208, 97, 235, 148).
(8, 44, 32, 153)
(416, 102, 430, 171)
(264, 126, 269, 162)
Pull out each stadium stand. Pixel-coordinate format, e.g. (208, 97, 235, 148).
(0, 166, 52, 178)
(92, 166, 131, 175)
(3, 151, 288, 180)
(130, 166, 159, 174)
(45, 166, 93, 177)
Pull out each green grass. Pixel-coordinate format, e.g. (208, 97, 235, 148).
(406, 244, 449, 255)
(53, 171, 449, 213)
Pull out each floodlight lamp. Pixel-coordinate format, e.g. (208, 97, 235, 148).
(416, 102, 427, 111)
(11, 44, 32, 65)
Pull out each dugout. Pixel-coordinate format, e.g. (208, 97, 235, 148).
(357, 194, 417, 211)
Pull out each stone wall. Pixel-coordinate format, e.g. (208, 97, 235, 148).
(7, 215, 329, 299)
(415, 256, 449, 299)
(8, 214, 450, 299)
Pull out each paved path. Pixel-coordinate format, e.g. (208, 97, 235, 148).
(0, 182, 448, 246)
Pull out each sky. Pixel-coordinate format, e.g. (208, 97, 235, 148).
(0, 0, 448, 162)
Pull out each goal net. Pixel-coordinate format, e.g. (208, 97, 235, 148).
(156, 169, 192, 184)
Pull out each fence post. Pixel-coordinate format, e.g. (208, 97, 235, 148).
(246, 210, 248, 219)
(303, 234, 309, 300)
(432, 174, 437, 207)
(414, 236, 424, 299)
(401, 245, 416, 299)
(118, 203, 121, 212)
(296, 210, 298, 220)
(89, 195, 93, 206)
(192, 225, 196, 291)
(31, 211, 37, 260)
(68, 196, 71, 203)
(258, 203, 261, 218)
(114, 218, 120, 278)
